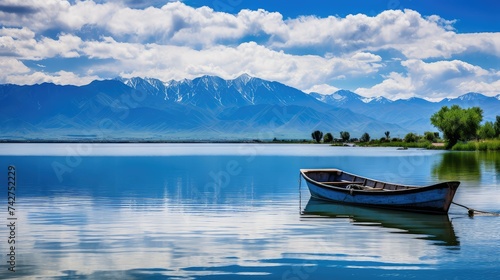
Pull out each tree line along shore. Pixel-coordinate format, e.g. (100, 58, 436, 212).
(309, 105, 500, 151)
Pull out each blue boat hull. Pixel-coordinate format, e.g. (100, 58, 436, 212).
(301, 169, 460, 214)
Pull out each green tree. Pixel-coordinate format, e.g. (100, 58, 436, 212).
(424, 131, 436, 142)
(360, 132, 370, 142)
(404, 132, 419, 142)
(323, 132, 333, 143)
(430, 105, 483, 148)
(340, 131, 350, 142)
(478, 121, 496, 139)
(464, 107, 483, 140)
(311, 130, 323, 143)
(495, 116, 500, 137)
(384, 131, 390, 140)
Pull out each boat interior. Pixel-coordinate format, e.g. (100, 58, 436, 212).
(303, 169, 415, 191)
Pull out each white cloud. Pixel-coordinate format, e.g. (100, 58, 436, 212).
(4, 70, 99, 85)
(0, 26, 35, 40)
(0, 58, 31, 78)
(3, 2, 499, 59)
(0, 26, 383, 89)
(105, 3, 184, 42)
(0, 28, 82, 59)
(1, 1, 500, 99)
(456, 33, 500, 57)
(58, 0, 120, 30)
(403, 59, 488, 81)
(271, 9, 471, 59)
(0, 27, 36, 57)
(355, 72, 415, 100)
(351, 52, 382, 62)
(39, 34, 83, 58)
(98, 0, 179, 9)
(456, 77, 500, 97)
(304, 84, 340, 94)
(82, 36, 143, 60)
(355, 59, 499, 101)
(103, 3, 287, 47)
(114, 41, 383, 92)
(0, 0, 70, 31)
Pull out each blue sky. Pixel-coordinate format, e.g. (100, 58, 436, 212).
(1, 0, 499, 100)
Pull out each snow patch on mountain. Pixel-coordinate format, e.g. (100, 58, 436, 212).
(458, 92, 486, 101)
(237, 73, 253, 85)
(330, 93, 346, 101)
(364, 96, 393, 104)
(360, 97, 373, 103)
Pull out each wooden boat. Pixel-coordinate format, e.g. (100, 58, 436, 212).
(300, 169, 460, 214)
(302, 198, 459, 246)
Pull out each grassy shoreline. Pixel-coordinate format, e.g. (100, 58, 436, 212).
(350, 141, 442, 149)
(451, 140, 500, 151)
(355, 139, 500, 151)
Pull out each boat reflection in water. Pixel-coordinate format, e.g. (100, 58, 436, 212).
(302, 198, 459, 247)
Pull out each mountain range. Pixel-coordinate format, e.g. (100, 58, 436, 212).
(0, 74, 499, 141)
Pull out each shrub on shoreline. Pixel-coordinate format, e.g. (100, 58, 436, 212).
(356, 140, 437, 149)
(451, 140, 500, 151)
(350, 139, 500, 151)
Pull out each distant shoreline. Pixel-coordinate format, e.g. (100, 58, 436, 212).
(3, 139, 498, 151)
(0, 139, 312, 144)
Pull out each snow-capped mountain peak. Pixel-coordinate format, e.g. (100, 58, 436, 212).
(117, 77, 167, 97)
(340, 93, 394, 104)
(369, 96, 393, 104)
(236, 73, 253, 85)
(313, 90, 367, 105)
(117, 74, 320, 110)
(458, 92, 486, 101)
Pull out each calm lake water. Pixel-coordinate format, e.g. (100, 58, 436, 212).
(0, 143, 499, 279)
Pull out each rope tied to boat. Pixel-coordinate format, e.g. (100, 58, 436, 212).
(452, 202, 500, 217)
